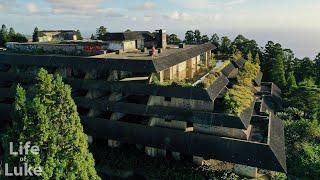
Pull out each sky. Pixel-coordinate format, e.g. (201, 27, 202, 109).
(0, 0, 320, 58)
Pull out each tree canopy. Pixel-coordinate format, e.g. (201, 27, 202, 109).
(75, 29, 83, 40)
(0, 24, 28, 46)
(167, 34, 182, 45)
(2, 68, 100, 179)
(96, 26, 107, 40)
(32, 27, 39, 42)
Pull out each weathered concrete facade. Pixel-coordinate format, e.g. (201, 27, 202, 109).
(0, 42, 286, 178)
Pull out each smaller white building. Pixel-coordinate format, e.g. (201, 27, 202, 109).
(104, 32, 144, 51)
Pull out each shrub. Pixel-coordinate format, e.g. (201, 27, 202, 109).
(224, 84, 254, 115)
(197, 72, 220, 89)
(223, 58, 260, 115)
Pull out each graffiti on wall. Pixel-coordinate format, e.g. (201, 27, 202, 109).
(83, 45, 102, 54)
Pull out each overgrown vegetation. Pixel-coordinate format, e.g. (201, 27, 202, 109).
(205, 31, 320, 178)
(223, 54, 259, 116)
(151, 75, 193, 87)
(197, 71, 221, 89)
(214, 60, 231, 73)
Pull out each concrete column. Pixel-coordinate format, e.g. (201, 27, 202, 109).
(145, 147, 157, 157)
(159, 71, 164, 83)
(84, 69, 97, 79)
(87, 109, 101, 118)
(234, 164, 258, 178)
(196, 55, 201, 72)
(172, 152, 181, 160)
(163, 67, 172, 81)
(172, 65, 177, 81)
(145, 147, 166, 157)
(107, 70, 119, 81)
(108, 112, 125, 148)
(87, 135, 93, 144)
(86, 89, 103, 99)
(186, 59, 194, 79)
(55, 67, 68, 78)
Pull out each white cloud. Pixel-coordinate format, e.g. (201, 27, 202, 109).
(163, 11, 222, 23)
(48, 0, 103, 13)
(46, 0, 124, 17)
(163, 11, 190, 21)
(98, 8, 126, 18)
(131, 1, 155, 10)
(0, 0, 17, 13)
(143, 15, 152, 22)
(177, 0, 248, 9)
(26, 3, 38, 14)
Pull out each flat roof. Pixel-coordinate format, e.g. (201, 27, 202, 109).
(0, 43, 216, 73)
(91, 45, 195, 60)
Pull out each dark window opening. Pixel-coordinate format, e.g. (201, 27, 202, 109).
(46, 67, 58, 74)
(0, 81, 12, 88)
(77, 107, 90, 116)
(121, 95, 149, 104)
(213, 98, 224, 113)
(96, 111, 113, 119)
(71, 89, 88, 97)
(187, 122, 193, 128)
(164, 119, 171, 122)
(118, 114, 149, 125)
(164, 97, 171, 102)
(0, 97, 14, 104)
(71, 69, 86, 79)
(135, 40, 138, 49)
(0, 64, 11, 72)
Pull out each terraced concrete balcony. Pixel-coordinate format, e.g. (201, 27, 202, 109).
(0, 45, 286, 174)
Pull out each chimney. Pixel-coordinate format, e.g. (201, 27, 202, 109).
(155, 29, 167, 49)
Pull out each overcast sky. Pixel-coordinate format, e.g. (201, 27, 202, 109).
(1, 0, 319, 58)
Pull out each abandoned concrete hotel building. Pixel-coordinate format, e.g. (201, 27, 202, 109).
(0, 29, 286, 178)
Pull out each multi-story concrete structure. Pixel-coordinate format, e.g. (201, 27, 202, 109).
(0, 41, 286, 177)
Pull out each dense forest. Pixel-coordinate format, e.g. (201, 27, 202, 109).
(169, 30, 320, 179)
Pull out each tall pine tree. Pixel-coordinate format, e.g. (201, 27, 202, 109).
(32, 27, 39, 42)
(286, 71, 297, 89)
(314, 53, 320, 85)
(271, 53, 287, 88)
(3, 69, 100, 179)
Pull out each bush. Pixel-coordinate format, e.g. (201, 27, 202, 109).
(197, 72, 220, 89)
(151, 74, 193, 88)
(224, 84, 254, 115)
(223, 59, 259, 115)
